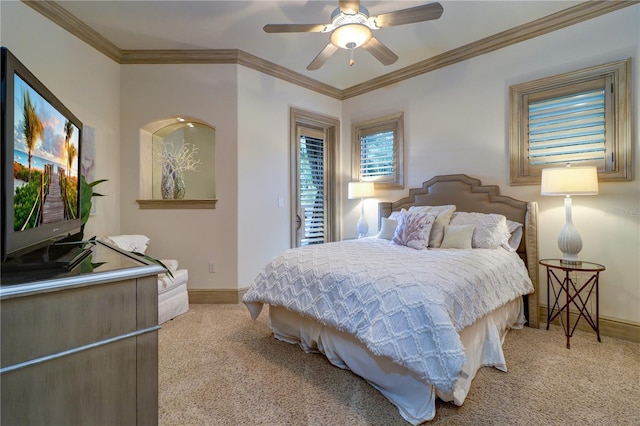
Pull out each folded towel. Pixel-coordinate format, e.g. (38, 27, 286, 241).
(105, 234, 150, 254)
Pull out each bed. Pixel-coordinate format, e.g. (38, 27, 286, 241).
(243, 174, 539, 424)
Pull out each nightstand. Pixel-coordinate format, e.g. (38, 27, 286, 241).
(540, 259, 605, 349)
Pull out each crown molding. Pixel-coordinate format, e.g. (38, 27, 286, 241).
(117, 49, 342, 99)
(22, 0, 122, 62)
(236, 50, 342, 99)
(341, 1, 638, 99)
(23, 0, 637, 101)
(120, 49, 239, 64)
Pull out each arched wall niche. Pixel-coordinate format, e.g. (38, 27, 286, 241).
(137, 116, 217, 209)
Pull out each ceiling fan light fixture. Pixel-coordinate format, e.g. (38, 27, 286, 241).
(330, 23, 372, 49)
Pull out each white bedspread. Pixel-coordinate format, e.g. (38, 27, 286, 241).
(243, 238, 533, 395)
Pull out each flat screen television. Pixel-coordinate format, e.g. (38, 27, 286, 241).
(1, 46, 85, 267)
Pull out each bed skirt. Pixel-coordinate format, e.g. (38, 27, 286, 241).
(268, 297, 525, 424)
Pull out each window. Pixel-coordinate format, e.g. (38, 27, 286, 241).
(509, 58, 631, 185)
(352, 112, 404, 188)
(299, 132, 326, 246)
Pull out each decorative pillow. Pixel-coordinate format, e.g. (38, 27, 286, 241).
(440, 225, 475, 249)
(449, 212, 510, 249)
(377, 217, 398, 240)
(503, 220, 524, 252)
(392, 210, 436, 250)
(408, 205, 456, 248)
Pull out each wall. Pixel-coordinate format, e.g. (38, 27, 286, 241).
(119, 64, 342, 291)
(1, 1, 122, 240)
(342, 6, 640, 325)
(119, 64, 239, 291)
(236, 66, 342, 288)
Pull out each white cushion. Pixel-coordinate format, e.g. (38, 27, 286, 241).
(377, 217, 398, 240)
(504, 220, 524, 252)
(160, 259, 179, 271)
(449, 212, 510, 249)
(158, 268, 189, 295)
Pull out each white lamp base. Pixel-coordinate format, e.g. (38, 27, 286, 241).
(356, 198, 368, 238)
(558, 196, 583, 265)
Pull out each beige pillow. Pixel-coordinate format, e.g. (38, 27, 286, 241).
(377, 217, 398, 240)
(440, 225, 475, 249)
(408, 205, 456, 248)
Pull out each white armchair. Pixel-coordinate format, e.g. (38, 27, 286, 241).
(103, 235, 189, 324)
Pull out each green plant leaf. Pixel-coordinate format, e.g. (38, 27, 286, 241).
(130, 251, 174, 279)
(80, 176, 107, 228)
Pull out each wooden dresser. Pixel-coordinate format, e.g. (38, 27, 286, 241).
(1, 241, 165, 425)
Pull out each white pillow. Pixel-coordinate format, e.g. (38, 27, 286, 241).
(503, 220, 524, 252)
(449, 212, 510, 249)
(391, 210, 436, 250)
(388, 211, 401, 221)
(377, 217, 398, 240)
(440, 225, 475, 249)
(407, 205, 456, 248)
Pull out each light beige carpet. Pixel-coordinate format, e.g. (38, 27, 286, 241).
(159, 304, 640, 425)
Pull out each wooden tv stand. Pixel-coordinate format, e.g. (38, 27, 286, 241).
(1, 241, 165, 425)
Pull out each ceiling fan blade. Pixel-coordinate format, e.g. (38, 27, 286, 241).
(339, 0, 360, 14)
(362, 37, 398, 66)
(373, 2, 444, 27)
(263, 24, 327, 33)
(307, 43, 340, 70)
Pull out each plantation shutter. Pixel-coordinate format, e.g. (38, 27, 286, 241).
(360, 130, 395, 179)
(527, 79, 609, 168)
(299, 135, 325, 246)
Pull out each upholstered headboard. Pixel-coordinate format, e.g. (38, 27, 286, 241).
(378, 174, 539, 328)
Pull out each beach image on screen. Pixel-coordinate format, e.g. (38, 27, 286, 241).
(12, 74, 80, 231)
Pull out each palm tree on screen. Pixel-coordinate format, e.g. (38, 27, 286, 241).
(22, 89, 44, 182)
(67, 143, 78, 175)
(64, 120, 74, 171)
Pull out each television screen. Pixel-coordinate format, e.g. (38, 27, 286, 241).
(1, 47, 84, 264)
(12, 74, 81, 230)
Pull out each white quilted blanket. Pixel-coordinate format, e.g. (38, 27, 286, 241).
(243, 238, 534, 395)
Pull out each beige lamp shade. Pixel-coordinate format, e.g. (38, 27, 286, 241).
(541, 165, 599, 196)
(348, 181, 375, 199)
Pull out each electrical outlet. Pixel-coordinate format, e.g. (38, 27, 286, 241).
(208, 262, 216, 273)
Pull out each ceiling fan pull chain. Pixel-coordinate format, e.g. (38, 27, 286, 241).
(348, 42, 356, 66)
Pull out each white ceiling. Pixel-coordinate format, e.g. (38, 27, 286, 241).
(57, 0, 583, 89)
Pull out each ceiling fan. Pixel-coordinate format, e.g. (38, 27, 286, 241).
(263, 0, 444, 70)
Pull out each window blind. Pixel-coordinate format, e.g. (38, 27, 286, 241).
(528, 88, 606, 166)
(360, 130, 395, 178)
(299, 136, 325, 246)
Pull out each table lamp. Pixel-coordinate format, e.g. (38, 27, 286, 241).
(348, 182, 375, 238)
(541, 164, 599, 265)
